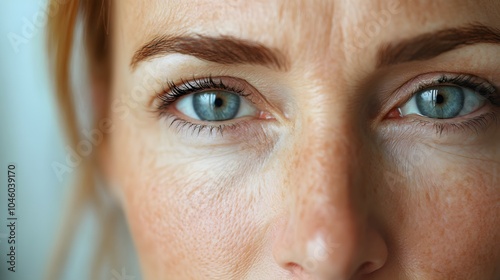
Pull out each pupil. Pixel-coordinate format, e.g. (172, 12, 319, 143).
(214, 97, 224, 107)
(436, 94, 445, 104)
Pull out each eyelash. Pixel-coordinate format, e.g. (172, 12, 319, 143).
(402, 74, 500, 135)
(415, 74, 498, 103)
(155, 76, 252, 136)
(155, 74, 500, 136)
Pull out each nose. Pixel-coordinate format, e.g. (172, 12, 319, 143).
(272, 134, 388, 279)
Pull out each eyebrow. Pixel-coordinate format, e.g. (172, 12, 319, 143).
(377, 23, 500, 68)
(131, 24, 500, 71)
(130, 35, 289, 71)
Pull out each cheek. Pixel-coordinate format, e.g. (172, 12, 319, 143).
(392, 159, 500, 277)
(118, 146, 283, 279)
(125, 185, 260, 278)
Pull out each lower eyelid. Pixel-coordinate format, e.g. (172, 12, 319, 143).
(162, 113, 276, 142)
(419, 112, 497, 135)
(399, 105, 497, 129)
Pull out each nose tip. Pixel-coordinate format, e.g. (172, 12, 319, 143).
(275, 230, 387, 280)
(273, 210, 388, 279)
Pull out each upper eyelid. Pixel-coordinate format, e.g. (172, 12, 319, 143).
(395, 73, 497, 106)
(171, 76, 245, 94)
(416, 75, 496, 93)
(153, 76, 263, 112)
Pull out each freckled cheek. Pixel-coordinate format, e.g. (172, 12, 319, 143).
(399, 162, 500, 274)
(120, 166, 271, 277)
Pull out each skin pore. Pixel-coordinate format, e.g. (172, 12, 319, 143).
(99, 0, 500, 279)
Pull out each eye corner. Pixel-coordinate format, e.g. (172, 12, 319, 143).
(384, 108, 403, 120)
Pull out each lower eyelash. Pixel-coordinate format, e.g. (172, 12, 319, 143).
(167, 116, 246, 137)
(412, 112, 499, 136)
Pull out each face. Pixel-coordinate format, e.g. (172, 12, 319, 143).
(102, 0, 500, 279)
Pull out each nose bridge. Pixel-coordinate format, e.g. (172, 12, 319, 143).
(291, 78, 363, 201)
(292, 120, 363, 220)
(275, 121, 379, 278)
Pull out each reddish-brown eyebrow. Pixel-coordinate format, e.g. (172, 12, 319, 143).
(131, 24, 500, 71)
(130, 35, 289, 71)
(377, 23, 500, 68)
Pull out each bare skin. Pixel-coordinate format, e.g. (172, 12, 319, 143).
(99, 0, 500, 279)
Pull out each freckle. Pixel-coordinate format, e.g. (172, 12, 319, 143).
(425, 192, 431, 202)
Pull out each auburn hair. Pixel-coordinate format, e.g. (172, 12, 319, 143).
(46, 0, 125, 279)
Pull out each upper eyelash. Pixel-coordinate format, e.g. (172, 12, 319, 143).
(154, 76, 254, 136)
(415, 74, 499, 105)
(156, 76, 249, 112)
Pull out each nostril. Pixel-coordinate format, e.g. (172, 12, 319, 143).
(356, 261, 380, 275)
(359, 262, 374, 273)
(285, 262, 305, 276)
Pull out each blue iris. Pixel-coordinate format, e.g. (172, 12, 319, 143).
(192, 91, 241, 121)
(415, 86, 465, 119)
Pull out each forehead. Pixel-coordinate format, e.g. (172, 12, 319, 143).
(116, 0, 500, 66)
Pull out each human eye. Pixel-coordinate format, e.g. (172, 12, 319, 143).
(390, 74, 500, 134)
(175, 89, 256, 121)
(154, 76, 273, 136)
